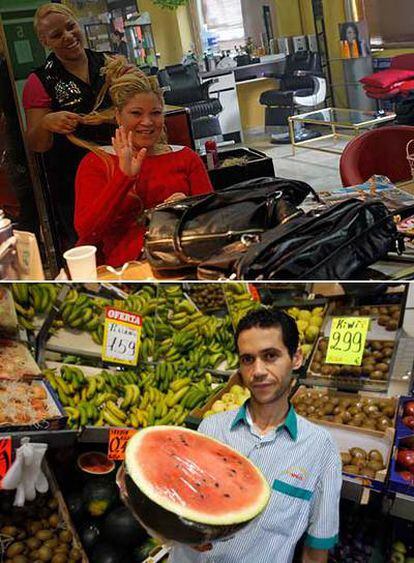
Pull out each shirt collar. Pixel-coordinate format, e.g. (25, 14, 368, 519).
(230, 402, 298, 441)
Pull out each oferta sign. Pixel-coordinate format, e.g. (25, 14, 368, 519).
(102, 308, 142, 366)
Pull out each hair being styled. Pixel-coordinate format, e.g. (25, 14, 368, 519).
(234, 307, 300, 359)
(34, 3, 77, 37)
(67, 56, 167, 173)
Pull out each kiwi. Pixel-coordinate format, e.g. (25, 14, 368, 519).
(371, 340, 383, 350)
(343, 464, 360, 475)
(376, 363, 389, 373)
(360, 468, 376, 478)
(37, 546, 52, 562)
(51, 555, 67, 563)
(311, 362, 321, 373)
(1, 526, 19, 537)
(367, 460, 384, 472)
(342, 411, 352, 424)
(364, 419, 378, 430)
(368, 450, 384, 465)
(341, 452, 352, 465)
(333, 414, 344, 424)
(370, 370, 385, 380)
(383, 406, 396, 418)
(350, 415, 364, 427)
(26, 539, 41, 551)
(58, 531, 72, 544)
(48, 515, 59, 529)
(350, 447, 367, 458)
(323, 402, 335, 415)
(363, 404, 379, 416)
(36, 531, 53, 542)
(386, 320, 398, 331)
(6, 543, 25, 558)
(377, 416, 392, 431)
(43, 539, 58, 550)
(372, 351, 384, 360)
(382, 347, 394, 358)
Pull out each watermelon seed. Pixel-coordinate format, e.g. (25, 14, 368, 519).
(223, 494, 231, 498)
(214, 483, 220, 488)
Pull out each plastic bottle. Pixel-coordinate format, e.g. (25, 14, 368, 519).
(351, 40, 359, 58)
(205, 140, 219, 170)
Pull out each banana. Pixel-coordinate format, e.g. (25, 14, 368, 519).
(103, 409, 126, 427)
(170, 377, 191, 392)
(86, 377, 97, 399)
(166, 386, 190, 407)
(106, 401, 127, 422)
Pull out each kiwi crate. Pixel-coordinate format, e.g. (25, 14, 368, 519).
(324, 303, 402, 339)
(306, 337, 397, 392)
(291, 386, 397, 436)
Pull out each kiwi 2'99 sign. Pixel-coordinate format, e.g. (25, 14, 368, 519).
(102, 308, 142, 366)
(326, 317, 370, 366)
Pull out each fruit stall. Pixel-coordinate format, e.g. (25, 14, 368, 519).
(0, 282, 414, 562)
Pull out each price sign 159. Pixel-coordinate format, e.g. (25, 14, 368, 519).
(325, 317, 370, 366)
(102, 308, 142, 366)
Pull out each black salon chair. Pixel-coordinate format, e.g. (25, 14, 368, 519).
(259, 51, 327, 144)
(157, 64, 223, 146)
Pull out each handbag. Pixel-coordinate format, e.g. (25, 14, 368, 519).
(197, 199, 414, 280)
(144, 177, 318, 274)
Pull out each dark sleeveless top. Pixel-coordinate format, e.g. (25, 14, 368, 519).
(33, 49, 115, 247)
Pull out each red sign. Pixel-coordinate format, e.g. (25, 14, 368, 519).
(0, 436, 12, 488)
(248, 284, 261, 302)
(108, 428, 136, 461)
(105, 307, 142, 326)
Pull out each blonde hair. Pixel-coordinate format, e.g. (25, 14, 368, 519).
(68, 56, 168, 176)
(34, 3, 77, 38)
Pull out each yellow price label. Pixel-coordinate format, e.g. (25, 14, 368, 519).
(325, 317, 370, 366)
(102, 307, 142, 366)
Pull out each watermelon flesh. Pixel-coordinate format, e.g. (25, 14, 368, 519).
(122, 426, 270, 545)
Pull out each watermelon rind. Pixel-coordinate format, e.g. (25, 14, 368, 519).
(125, 426, 270, 528)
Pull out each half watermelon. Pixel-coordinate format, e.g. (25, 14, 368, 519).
(121, 426, 270, 545)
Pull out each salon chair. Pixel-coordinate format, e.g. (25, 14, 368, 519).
(259, 51, 327, 144)
(157, 63, 223, 146)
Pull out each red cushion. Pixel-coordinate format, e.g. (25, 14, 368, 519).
(363, 84, 403, 94)
(360, 68, 414, 88)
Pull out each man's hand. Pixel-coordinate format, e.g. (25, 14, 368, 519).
(41, 111, 82, 134)
(302, 546, 328, 563)
(112, 126, 147, 177)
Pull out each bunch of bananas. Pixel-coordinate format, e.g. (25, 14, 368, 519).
(12, 283, 59, 330)
(223, 283, 261, 327)
(43, 364, 220, 430)
(58, 289, 106, 344)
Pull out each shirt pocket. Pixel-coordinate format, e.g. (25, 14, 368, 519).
(259, 479, 313, 534)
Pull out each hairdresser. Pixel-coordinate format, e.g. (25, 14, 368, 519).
(23, 2, 117, 249)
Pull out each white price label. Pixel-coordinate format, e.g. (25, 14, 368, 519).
(102, 307, 142, 366)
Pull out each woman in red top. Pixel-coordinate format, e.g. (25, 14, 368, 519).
(75, 60, 213, 267)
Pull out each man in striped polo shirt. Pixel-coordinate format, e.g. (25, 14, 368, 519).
(170, 308, 342, 563)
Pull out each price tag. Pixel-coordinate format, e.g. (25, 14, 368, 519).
(326, 317, 370, 366)
(102, 307, 142, 366)
(248, 284, 261, 302)
(108, 428, 137, 460)
(0, 436, 12, 489)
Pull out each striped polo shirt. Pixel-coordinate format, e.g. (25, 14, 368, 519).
(169, 403, 342, 563)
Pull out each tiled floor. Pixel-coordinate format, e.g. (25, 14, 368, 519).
(243, 131, 347, 192)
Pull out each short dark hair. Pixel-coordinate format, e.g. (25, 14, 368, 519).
(234, 307, 299, 359)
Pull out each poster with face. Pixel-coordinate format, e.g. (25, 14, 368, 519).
(339, 21, 370, 58)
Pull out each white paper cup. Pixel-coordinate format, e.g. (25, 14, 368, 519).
(63, 245, 97, 280)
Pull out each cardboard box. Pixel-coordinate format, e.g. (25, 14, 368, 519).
(307, 336, 396, 390)
(292, 386, 397, 437)
(324, 424, 394, 491)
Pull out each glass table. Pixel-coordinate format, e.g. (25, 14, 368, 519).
(289, 107, 396, 155)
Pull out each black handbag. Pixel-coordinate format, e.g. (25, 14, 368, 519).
(197, 199, 414, 280)
(144, 177, 318, 274)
